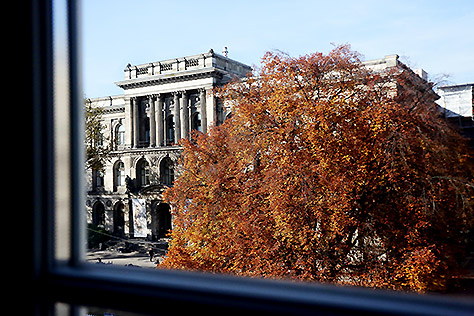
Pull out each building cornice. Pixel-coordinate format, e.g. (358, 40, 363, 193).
(115, 67, 223, 90)
(108, 145, 182, 157)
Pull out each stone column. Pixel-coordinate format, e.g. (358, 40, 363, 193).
(199, 88, 207, 133)
(129, 97, 135, 148)
(162, 106, 167, 146)
(206, 88, 216, 129)
(132, 97, 139, 148)
(173, 92, 181, 141)
(156, 94, 163, 147)
(148, 95, 156, 147)
(125, 97, 133, 148)
(180, 91, 189, 139)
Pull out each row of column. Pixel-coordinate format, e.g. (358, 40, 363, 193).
(129, 88, 209, 148)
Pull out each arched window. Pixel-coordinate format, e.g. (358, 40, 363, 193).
(92, 201, 105, 227)
(93, 169, 104, 190)
(191, 112, 202, 132)
(160, 157, 174, 186)
(115, 123, 125, 147)
(137, 158, 150, 187)
(113, 161, 125, 191)
(113, 202, 125, 236)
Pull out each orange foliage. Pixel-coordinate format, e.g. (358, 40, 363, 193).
(161, 45, 474, 293)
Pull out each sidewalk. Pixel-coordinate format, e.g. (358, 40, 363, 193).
(86, 249, 162, 268)
(86, 239, 168, 269)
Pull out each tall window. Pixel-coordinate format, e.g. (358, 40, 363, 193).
(92, 201, 105, 227)
(113, 202, 125, 236)
(113, 161, 125, 191)
(93, 169, 104, 190)
(140, 116, 150, 147)
(145, 117, 150, 144)
(115, 123, 125, 146)
(167, 115, 175, 145)
(137, 158, 150, 187)
(160, 157, 174, 186)
(191, 112, 202, 132)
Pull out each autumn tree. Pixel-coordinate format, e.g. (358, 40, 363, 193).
(161, 45, 474, 293)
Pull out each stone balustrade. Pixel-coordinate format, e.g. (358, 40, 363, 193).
(123, 49, 251, 80)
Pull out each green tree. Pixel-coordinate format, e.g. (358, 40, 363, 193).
(85, 101, 110, 171)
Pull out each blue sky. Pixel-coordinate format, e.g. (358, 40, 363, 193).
(82, 0, 474, 98)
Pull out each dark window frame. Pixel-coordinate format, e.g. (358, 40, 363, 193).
(192, 111, 202, 132)
(137, 158, 150, 187)
(166, 114, 175, 145)
(115, 123, 125, 147)
(25, 1, 474, 315)
(113, 160, 125, 191)
(160, 157, 174, 186)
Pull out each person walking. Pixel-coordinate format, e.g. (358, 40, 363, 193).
(148, 247, 155, 262)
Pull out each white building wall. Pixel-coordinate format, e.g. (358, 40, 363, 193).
(436, 84, 474, 118)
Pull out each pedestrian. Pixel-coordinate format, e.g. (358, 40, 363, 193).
(148, 247, 155, 262)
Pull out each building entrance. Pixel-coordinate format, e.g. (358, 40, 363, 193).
(113, 202, 125, 236)
(153, 203, 172, 239)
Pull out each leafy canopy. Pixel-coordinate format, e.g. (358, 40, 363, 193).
(161, 45, 474, 293)
(85, 102, 110, 171)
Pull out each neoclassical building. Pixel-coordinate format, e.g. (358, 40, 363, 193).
(87, 50, 435, 241)
(86, 49, 252, 240)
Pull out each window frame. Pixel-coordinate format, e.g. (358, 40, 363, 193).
(91, 201, 105, 227)
(192, 111, 202, 132)
(160, 157, 174, 186)
(113, 160, 125, 191)
(137, 158, 150, 187)
(92, 168, 104, 190)
(26, 1, 474, 315)
(115, 122, 125, 147)
(166, 114, 175, 145)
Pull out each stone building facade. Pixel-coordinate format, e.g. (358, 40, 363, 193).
(86, 50, 436, 241)
(86, 50, 252, 240)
